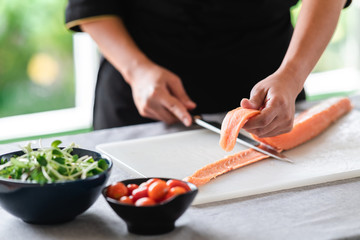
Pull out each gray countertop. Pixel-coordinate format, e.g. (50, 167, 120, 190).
(1, 95, 360, 240)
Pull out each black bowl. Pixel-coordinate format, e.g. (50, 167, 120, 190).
(102, 178, 198, 235)
(0, 148, 112, 224)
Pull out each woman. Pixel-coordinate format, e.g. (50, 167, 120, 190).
(66, 0, 351, 137)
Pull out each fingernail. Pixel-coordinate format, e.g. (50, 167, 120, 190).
(184, 118, 191, 126)
(187, 100, 196, 107)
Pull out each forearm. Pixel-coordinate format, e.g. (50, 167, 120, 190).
(80, 17, 152, 83)
(80, 16, 195, 126)
(278, 0, 347, 93)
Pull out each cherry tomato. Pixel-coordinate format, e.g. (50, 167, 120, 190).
(148, 180, 169, 202)
(163, 186, 187, 202)
(126, 183, 139, 195)
(138, 182, 149, 188)
(135, 197, 156, 206)
(132, 186, 149, 202)
(166, 179, 191, 192)
(146, 178, 161, 185)
(119, 196, 133, 205)
(106, 182, 129, 199)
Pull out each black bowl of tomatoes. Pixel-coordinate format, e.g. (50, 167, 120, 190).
(102, 177, 198, 235)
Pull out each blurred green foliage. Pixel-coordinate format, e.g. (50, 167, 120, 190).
(291, 1, 354, 72)
(0, 0, 74, 118)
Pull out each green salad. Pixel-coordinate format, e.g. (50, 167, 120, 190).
(0, 140, 108, 184)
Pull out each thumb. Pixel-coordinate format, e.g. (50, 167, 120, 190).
(240, 98, 256, 109)
(241, 92, 265, 110)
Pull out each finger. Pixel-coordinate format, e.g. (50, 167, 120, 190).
(261, 124, 293, 137)
(251, 120, 293, 138)
(240, 98, 256, 109)
(159, 95, 192, 126)
(259, 111, 294, 137)
(150, 107, 178, 124)
(248, 116, 283, 138)
(167, 77, 197, 110)
(247, 88, 267, 110)
(138, 90, 178, 123)
(246, 102, 294, 137)
(243, 103, 278, 130)
(140, 101, 177, 124)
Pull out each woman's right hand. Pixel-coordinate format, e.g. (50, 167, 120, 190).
(126, 62, 196, 126)
(80, 17, 196, 126)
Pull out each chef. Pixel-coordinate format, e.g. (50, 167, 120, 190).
(66, 0, 351, 137)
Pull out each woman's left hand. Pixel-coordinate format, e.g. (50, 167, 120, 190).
(241, 0, 347, 138)
(241, 70, 303, 138)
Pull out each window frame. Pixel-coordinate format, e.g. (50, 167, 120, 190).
(0, 34, 99, 141)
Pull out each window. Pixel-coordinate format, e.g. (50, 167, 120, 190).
(0, 0, 99, 142)
(292, 1, 360, 100)
(0, 1, 75, 118)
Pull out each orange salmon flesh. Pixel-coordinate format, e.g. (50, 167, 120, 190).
(185, 97, 353, 187)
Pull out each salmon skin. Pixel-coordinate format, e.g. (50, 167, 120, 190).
(185, 97, 353, 187)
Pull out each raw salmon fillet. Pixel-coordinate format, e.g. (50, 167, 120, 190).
(185, 97, 353, 186)
(253, 97, 353, 150)
(219, 107, 260, 152)
(183, 149, 268, 186)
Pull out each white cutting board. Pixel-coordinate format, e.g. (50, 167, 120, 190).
(96, 110, 360, 205)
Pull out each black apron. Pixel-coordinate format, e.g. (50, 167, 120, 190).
(67, 0, 307, 130)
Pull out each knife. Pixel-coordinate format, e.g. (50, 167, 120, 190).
(193, 115, 293, 163)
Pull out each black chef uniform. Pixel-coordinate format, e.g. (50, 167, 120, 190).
(66, 0, 351, 130)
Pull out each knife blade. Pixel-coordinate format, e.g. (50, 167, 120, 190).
(193, 115, 293, 163)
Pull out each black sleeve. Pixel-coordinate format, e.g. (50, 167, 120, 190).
(344, 0, 352, 8)
(65, 0, 124, 32)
